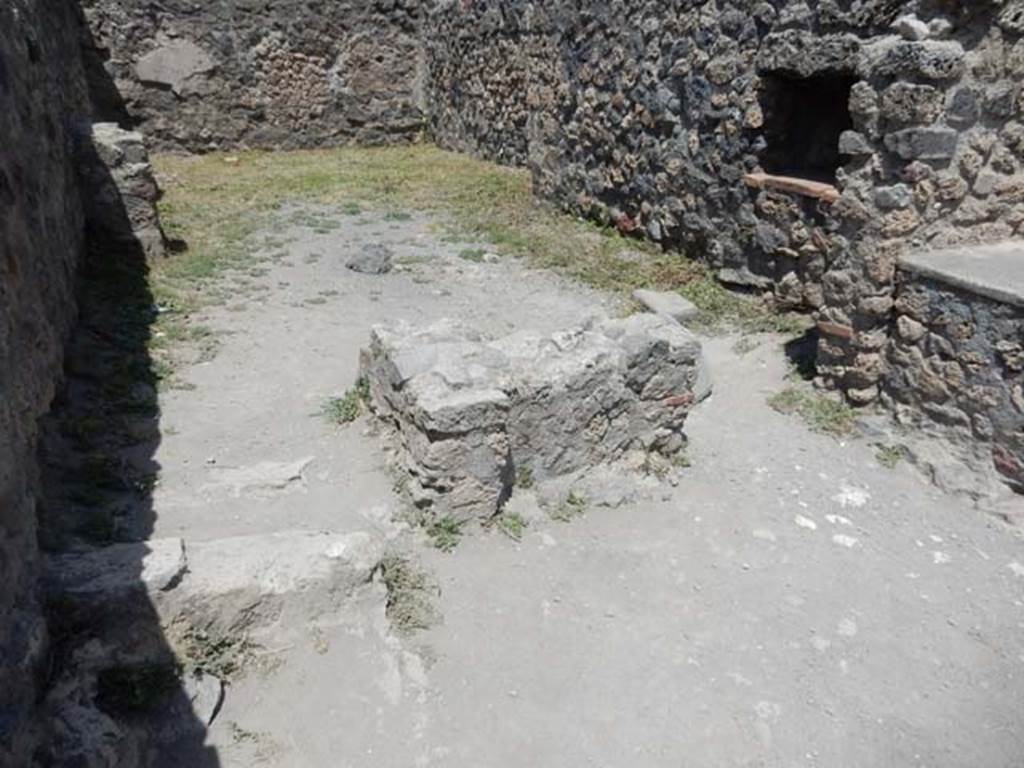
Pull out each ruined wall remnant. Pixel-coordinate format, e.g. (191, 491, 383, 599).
(885, 244, 1024, 493)
(427, 1, 1024, 412)
(0, 1, 92, 761)
(80, 0, 428, 151)
(361, 315, 710, 519)
(77, 123, 168, 259)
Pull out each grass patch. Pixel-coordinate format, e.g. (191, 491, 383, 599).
(380, 554, 439, 633)
(876, 444, 905, 469)
(550, 490, 588, 522)
(768, 386, 858, 436)
(179, 626, 254, 680)
(458, 247, 487, 263)
(322, 378, 370, 425)
(427, 515, 464, 552)
(154, 145, 801, 336)
(495, 511, 528, 541)
(515, 465, 534, 490)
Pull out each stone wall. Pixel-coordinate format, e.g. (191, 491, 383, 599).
(427, 1, 1024, 408)
(80, 0, 428, 152)
(0, 0, 91, 761)
(885, 260, 1024, 493)
(427, 2, 564, 166)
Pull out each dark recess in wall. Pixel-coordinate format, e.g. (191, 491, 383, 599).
(758, 73, 856, 183)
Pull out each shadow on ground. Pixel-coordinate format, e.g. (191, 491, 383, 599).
(32, 127, 220, 765)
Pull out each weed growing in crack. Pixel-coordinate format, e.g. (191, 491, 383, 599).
(322, 378, 370, 425)
(427, 515, 464, 552)
(876, 444, 905, 469)
(380, 554, 439, 633)
(768, 386, 857, 437)
(551, 490, 588, 522)
(180, 626, 254, 680)
(495, 511, 528, 541)
(516, 465, 535, 490)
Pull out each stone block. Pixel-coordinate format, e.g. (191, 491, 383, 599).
(892, 15, 931, 41)
(362, 316, 709, 519)
(135, 38, 216, 96)
(632, 289, 700, 323)
(884, 128, 959, 161)
(865, 39, 965, 81)
(45, 531, 386, 659)
(347, 243, 394, 275)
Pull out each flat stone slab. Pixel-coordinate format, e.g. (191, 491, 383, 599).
(44, 538, 188, 600)
(900, 242, 1024, 309)
(632, 289, 700, 323)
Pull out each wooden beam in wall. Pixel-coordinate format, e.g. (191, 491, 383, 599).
(743, 173, 841, 204)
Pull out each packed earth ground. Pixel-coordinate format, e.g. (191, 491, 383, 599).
(66, 146, 1024, 766)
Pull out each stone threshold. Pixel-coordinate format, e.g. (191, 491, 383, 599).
(742, 173, 840, 203)
(899, 241, 1024, 310)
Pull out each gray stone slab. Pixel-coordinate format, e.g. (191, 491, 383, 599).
(899, 241, 1024, 309)
(632, 289, 700, 323)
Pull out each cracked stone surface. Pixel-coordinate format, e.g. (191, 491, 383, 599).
(362, 314, 709, 519)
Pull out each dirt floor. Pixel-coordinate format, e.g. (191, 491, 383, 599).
(136, 193, 1024, 767)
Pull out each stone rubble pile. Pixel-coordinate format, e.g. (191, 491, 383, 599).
(361, 314, 711, 520)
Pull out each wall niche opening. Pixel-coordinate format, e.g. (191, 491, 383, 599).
(758, 73, 857, 184)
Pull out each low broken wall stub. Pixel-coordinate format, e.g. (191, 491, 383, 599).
(361, 315, 710, 521)
(884, 271, 1024, 493)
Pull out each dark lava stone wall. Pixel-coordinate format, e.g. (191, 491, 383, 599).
(81, 0, 427, 151)
(0, 0, 91, 762)
(886, 274, 1024, 492)
(428, 1, 1024, 406)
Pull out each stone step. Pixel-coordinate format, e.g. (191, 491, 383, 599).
(898, 240, 1024, 308)
(44, 529, 387, 667)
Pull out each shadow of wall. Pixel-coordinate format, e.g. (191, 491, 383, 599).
(0, 1, 221, 764)
(32, 115, 222, 767)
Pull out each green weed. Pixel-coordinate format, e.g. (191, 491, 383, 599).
(379, 555, 439, 633)
(551, 490, 588, 522)
(427, 515, 464, 552)
(768, 386, 857, 437)
(458, 248, 487, 263)
(516, 466, 535, 490)
(496, 512, 528, 541)
(322, 378, 370, 425)
(876, 444, 905, 469)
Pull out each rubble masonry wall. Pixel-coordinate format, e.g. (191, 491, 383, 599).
(0, 0, 92, 761)
(80, 0, 428, 152)
(427, 1, 1024, 408)
(885, 271, 1024, 490)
